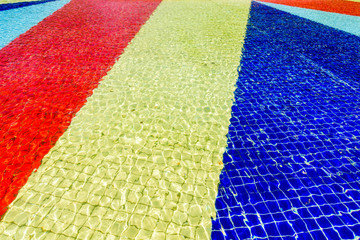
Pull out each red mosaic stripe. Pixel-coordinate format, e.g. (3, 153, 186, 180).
(257, 0, 360, 16)
(0, 0, 161, 217)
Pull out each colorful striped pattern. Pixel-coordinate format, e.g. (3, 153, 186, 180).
(0, 0, 161, 216)
(0, 0, 251, 239)
(0, 0, 360, 239)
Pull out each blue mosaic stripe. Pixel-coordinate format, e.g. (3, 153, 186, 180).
(212, 2, 360, 240)
(0, 0, 56, 11)
(259, 1, 360, 37)
(0, 0, 71, 49)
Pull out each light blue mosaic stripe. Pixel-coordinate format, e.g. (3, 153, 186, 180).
(258, 1, 360, 37)
(0, 0, 71, 49)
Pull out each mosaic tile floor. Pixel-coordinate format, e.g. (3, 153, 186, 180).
(0, 0, 359, 239)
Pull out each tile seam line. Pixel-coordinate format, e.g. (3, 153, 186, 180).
(211, 0, 253, 237)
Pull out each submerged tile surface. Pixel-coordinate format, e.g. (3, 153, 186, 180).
(257, 0, 360, 16)
(0, 0, 251, 239)
(0, 0, 161, 216)
(212, 1, 360, 239)
(0, 0, 71, 48)
(259, 1, 360, 36)
(1, 0, 360, 239)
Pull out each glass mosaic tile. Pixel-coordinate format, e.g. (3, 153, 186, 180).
(212, 1, 360, 239)
(0, 0, 359, 239)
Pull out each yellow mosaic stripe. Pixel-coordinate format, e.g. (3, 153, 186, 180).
(0, 0, 251, 239)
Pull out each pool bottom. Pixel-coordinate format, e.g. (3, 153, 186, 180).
(0, 0, 251, 239)
(212, 1, 360, 240)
